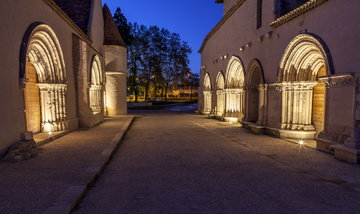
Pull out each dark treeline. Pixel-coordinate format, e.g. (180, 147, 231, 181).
(113, 7, 198, 102)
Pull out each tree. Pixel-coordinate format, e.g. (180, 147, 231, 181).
(188, 72, 200, 101)
(113, 8, 192, 102)
(162, 32, 192, 100)
(127, 22, 145, 102)
(113, 7, 133, 46)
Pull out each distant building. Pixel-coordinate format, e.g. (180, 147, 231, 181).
(0, 0, 127, 157)
(198, 0, 360, 163)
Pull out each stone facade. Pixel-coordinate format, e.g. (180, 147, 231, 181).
(199, 0, 360, 163)
(0, 0, 127, 158)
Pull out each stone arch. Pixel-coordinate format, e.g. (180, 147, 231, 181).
(278, 33, 333, 82)
(21, 23, 68, 133)
(215, 71, 225, 117)
(224, 56, 245, 120)
(277, 34, 332, 138)
(203, 72, 212, 114)
(245, 59, 265, 123)
(225, 56, 245, 88)
(89, 55, 103, 113)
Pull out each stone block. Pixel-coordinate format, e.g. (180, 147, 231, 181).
(22, 131, 33, 140)
(315, 138, 337, 154)
(330, 144, 360, 164)
(250, 125, 265, 135)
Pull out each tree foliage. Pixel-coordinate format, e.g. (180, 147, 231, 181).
(113, 8, 194, 102)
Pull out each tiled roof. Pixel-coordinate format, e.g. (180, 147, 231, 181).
(103, 4, 126, 47)
(271, 0, 328, 28)
(54, 0, 91, 34)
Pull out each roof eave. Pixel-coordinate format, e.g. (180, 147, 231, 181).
(199, 0, 246, 53)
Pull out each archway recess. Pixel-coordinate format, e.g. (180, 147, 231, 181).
(224, 56, 245, 120)
(215, 71, 225, 118)
(203, 73, 212, 114)
(245, 59, 264, 124)
(277, 34, 332, 138)
(22, 23, 68, 133)
(90, 55, 103, 113)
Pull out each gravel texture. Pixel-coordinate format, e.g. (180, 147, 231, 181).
(0, 115, 133, 214)
(74, 109, 360, 214)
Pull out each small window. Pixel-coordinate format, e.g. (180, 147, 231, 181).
(257, 0, 262, 29)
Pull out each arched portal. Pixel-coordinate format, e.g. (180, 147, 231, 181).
(216, 71, 225, 118)
(224, 56, 245, 120)
(245, 60, 264, 123)
(278, 34, 332, 138)
(22, 23, 68, 133)
(203, 73, 212, 114)
(89, 55, 103, 113)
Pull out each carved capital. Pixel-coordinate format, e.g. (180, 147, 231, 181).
(216, 89, 225, 95)
(272, 81, 317, 92)
(257, 84, 268, 92)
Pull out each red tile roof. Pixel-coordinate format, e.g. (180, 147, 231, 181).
(54, 0, 91, 34)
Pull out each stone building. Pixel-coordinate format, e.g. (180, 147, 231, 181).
(198, 0, 360, 163)
(0, 0, 127, 158)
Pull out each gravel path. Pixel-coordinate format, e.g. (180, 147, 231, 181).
(74, 110, 360, 214)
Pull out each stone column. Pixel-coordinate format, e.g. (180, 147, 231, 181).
(279, 81, 317, 131)
(216, 90, 224, 117)
(203, 91, 212, 113)
(256, 84, 268, 126)
(37, 83, 68, 132)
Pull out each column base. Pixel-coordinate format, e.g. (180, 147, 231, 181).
(223, 117, 238, 123)
(278, 129, 316, 139)
(214, 115, 223, 121)
(249, 124, 265, 135)
(208, 114, 215, 119)
(200, 111, 210, 115)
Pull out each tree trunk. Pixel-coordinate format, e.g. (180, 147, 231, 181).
(161, 87, 164, 100)
(165, 82, 169, 100)
(133, 61, 138, 102)
(145, 79, 150, 101)
(154, 80, 157, 99)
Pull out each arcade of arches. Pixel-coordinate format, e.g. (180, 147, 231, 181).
(201, 34, 328, 140)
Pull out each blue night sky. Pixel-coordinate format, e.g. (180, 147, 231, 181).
(102, 0, 223, 74)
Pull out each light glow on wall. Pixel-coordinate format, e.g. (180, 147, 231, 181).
(203, 73, 212, 113)
(224, 56, 245, 119)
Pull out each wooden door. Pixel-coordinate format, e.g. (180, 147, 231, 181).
(25, 62, 41, 133)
